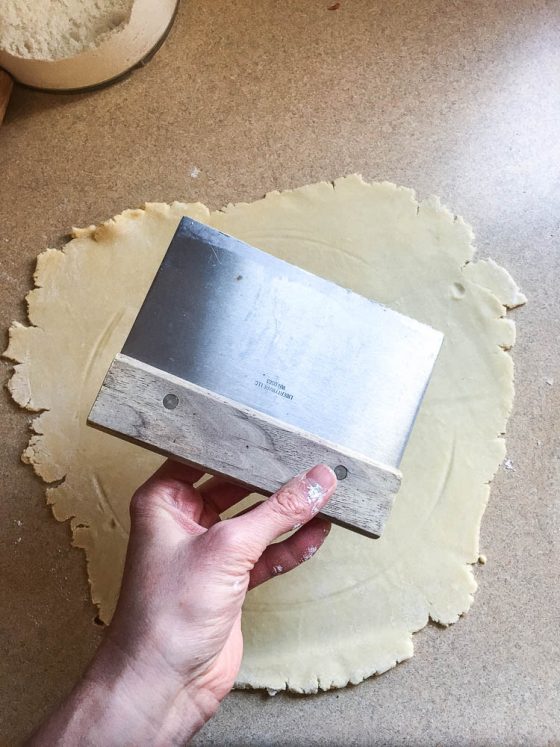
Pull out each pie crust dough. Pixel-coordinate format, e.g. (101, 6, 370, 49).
(3, 176, 526, 693)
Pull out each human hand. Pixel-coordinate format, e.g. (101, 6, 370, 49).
(92, 461, 336, 744)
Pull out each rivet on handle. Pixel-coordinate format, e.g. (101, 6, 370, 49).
(334, 465, 348, 480)
(163, 393, 179, 410)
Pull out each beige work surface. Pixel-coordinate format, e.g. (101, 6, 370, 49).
(0, 1, 558, 744)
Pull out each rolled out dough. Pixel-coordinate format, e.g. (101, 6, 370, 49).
(3, 176, 525, 693)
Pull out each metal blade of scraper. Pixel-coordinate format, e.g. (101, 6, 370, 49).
(89, 217, 444, 538)
(121, 217, 443, 469)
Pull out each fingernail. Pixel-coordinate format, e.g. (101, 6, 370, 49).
(306, 464, 337, 490)
(301, 464, 337, 514)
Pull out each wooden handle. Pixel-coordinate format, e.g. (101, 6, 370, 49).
(88, 354, 402, 538)
(0, 69, 13, 124)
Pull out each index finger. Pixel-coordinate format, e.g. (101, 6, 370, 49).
(198, 476, 254, 515)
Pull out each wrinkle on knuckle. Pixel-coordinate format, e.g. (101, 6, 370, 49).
(152, 478, 183, 505)
(130, 477, 189, 520)
(271, 487, 308, 523)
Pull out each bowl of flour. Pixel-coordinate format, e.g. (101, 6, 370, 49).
(0, 0, 178, 90)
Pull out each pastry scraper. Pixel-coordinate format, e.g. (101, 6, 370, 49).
(88, 217, 443, 538)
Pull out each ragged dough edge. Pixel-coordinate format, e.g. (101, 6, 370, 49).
(236, 636, 415, 695)
(2, 199, 209, 621)
(1, 202, 206, 531)
(463, 258, 527, 309)
(1, 177, 526, 694)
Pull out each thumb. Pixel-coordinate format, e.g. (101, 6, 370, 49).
(226, 464, 337, 556)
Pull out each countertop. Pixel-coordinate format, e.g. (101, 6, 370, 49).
(1, 1, 559, 744)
